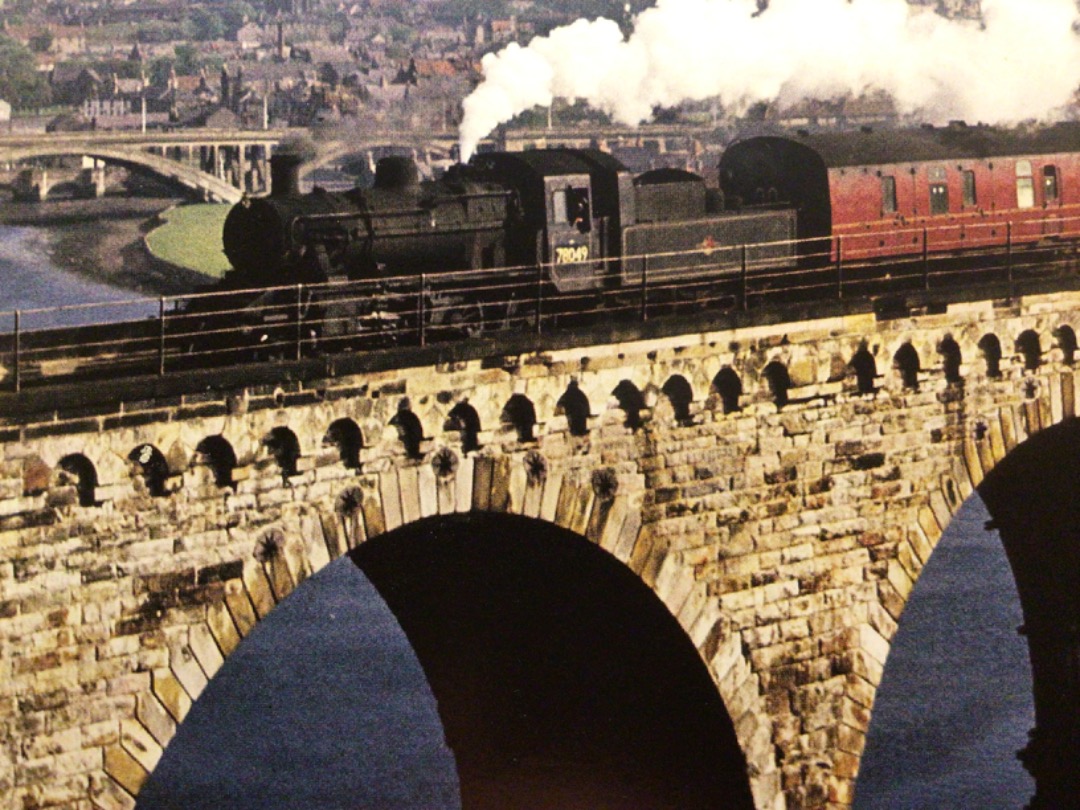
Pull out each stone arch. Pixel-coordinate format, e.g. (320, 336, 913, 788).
(1053, 324, 1077, 366)
(661, 374, 694, 424)
(979, 333, 1004, 378)
(612, 380, 646, 430)
(556, 380, 591, 437)
(1016, 329, 1042, 371)
(712, 367, 743, 414)
(195, 435, 238, 489)
(323, 418, 363, 469)
(761, 361, 791, 407)
(845, 376, 1073, 810)
(389, 399, 425, 458)
(501, 394, 537, 443)
(849, 343, 877, 395)
(57, 453, 98, 507)
(129, 443, 170, 497)
(109, 454, 782, 809)
(937, 334, 963, 385)
(262, 427, 301, 480)
(445, 401, 482, 453)
(892, 343, 920, 390)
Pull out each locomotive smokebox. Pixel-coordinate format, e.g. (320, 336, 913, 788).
(269, 153, 303, 197)
(374, 156, 420, 190)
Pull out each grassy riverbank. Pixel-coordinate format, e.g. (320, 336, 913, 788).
(145, 204, 233, 280)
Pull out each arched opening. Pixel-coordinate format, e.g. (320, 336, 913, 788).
(195, 436, 237, 489)
(390, 400, 425, 459)
(324, 418, 363, 469)
(1053, 324, 1077, 366)
(556, 381, 591, 437)
(978, 419, 1080, 807)
(893, 343, 921, 391)
(978, 333, 1003, 379)
(352, 513, 755, 810)
(849, 343, 877, 395)
(501, 394, 537, 443)
(136, 557, 460, 808)
(761, 361, 791, 407)
(937, 334, 963, 385)
(446, 401, 482, 454)
(712, 367, 743, 414)
(855, 495, 1034, 808)
(57, 453, 98, 507)
(1016, 330, 1042, 371)
(262, 428, 301, 480)
(611, 380, 646, 430)
(128, 444, 170, 497)
(661, 375, 694, 424)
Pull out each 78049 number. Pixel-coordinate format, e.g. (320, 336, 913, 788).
(554, 245, 590, 264)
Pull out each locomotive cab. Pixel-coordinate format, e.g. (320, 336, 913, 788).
(545, 172, 598, 291)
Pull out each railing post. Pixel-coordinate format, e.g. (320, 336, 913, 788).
(640, 255, 649, 322)
(418, 273, 427, 348)
(158, 297, 166, 376)
(535, 264, 544, 336)
(13, 310, 20, 394)
(835, 236, 843, 300)
(741, 245, 749, 311)
(922, 227, 929, 286)
(295, 283, 303, 361)
(1006, 221, 1013, 284)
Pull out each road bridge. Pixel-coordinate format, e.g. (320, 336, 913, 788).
(1, 273, 1079, 808)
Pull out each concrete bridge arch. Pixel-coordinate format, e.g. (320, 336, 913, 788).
(2, 145, 243, 203)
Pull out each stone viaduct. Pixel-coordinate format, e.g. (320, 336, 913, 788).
(2, 287, 1079, 809)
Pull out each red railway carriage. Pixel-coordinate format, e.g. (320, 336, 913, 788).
(719, 122, 1080, 263)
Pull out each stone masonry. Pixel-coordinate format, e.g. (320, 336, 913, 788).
(3, 288, 1080, 809)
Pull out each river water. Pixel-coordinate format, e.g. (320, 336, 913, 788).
(3, 221, 1036, 806)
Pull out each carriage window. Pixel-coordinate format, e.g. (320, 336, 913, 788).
(926, 167, 948, 215)
(962, 170, 977, 206)
(881, 176, 897, 214)
(1017, 160, 1034, 209)
(1044, 165, 1059, 202)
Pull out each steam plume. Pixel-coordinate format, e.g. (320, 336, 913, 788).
(458, 0, 1080, 162)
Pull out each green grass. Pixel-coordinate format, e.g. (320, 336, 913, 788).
(146, 203, 233, 279)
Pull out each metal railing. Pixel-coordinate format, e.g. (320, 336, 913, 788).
(1, 221, 1078, 392)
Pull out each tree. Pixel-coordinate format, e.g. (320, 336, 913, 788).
(174, 44, 201, 76)
(0, 34, 52, 109)
(28, 32, 53, 54)
(190, 9, 226, 42)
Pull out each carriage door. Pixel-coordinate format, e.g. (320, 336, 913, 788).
(1042, 164, 1063, 236)
(545, 174, 601, 293)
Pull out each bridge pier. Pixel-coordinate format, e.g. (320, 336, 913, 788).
(13, 167, 49, 201)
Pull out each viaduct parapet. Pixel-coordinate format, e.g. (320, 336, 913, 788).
(2, 290, 1080, 809)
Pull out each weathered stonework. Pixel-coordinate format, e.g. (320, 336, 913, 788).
(3, 290, 1080, 809)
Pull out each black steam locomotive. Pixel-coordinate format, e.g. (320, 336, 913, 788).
(216, 148, 798, 348)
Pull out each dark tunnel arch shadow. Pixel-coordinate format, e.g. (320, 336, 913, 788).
(350, 512, 755, 810)
(976, 417, 1080, 807)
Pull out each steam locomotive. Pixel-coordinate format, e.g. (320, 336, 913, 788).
(215, 121, 1080, 350)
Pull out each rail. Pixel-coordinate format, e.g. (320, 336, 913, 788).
(1, 221, 1078, 392)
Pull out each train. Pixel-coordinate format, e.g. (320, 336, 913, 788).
(5, 121, 1080, 388)
(213, 121, 1080, 349)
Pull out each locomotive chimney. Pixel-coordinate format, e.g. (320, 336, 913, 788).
(270, 153, 302, 197)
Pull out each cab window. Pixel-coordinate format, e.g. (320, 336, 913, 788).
(928, 167, 949, 215)
(553, 185, 591, 233)
(1044, 165, 1059, 203)
(1016, 161, 1034, 209)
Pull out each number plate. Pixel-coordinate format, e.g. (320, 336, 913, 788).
(554, 245, 590, 264)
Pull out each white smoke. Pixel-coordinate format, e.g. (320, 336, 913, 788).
(458, 0, 1080, 162)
